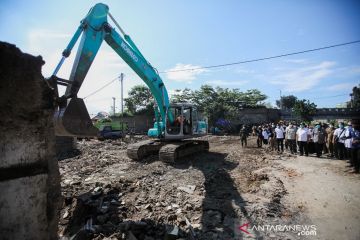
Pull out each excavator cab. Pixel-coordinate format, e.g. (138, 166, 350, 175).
(164, 103, 207, 140)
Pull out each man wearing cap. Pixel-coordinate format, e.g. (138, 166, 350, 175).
(296, 123, 309, 156)
(313, 122, 326, 157)
(333, 122, 347, 160)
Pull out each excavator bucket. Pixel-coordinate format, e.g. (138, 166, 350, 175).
(54, 97, 99, 137)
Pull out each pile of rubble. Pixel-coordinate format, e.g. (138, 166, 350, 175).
(58, 136, 298, 240)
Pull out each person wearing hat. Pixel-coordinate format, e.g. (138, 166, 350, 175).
(333, 122, 347, 160)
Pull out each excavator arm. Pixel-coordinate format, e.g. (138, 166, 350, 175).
(49, 3, 171, 137)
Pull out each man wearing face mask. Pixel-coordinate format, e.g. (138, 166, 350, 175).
(350, 119, 360, 173)
(313, 123, 326, 157)
(333, 122, 346, 160)
(326, 124, 335, 158)
(296, 123, 309, 156)
(344, 122, 353, 161)
(286, 123, 297, 154)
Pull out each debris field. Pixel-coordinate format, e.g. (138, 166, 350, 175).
(58, 136, 304, 240)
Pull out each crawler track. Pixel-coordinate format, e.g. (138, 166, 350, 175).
(127, 139, 209, 162)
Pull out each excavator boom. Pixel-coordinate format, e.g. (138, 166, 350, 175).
(50, 3, 208, 162)
(50, 3, 170, 137)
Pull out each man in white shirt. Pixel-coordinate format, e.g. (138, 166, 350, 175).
(333, 122, 346, 160)
(262, 127, 269, 145)
(344, 122, 353, 160)
(275, 124, 285, 152)
(296, 123, 309, 156)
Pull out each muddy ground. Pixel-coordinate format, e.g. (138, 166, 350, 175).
(57, 136, 360, 240)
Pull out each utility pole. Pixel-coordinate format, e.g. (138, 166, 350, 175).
(119, 73, 125, 137)
(119, 73, 124, 115)
(279, 90, 282, 110)
(112, 97, 116, 116)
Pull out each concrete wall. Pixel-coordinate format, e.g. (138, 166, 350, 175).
(113, 114, 154, 134)
(234, 108, 281, 125)
(0, 42, 61, 240)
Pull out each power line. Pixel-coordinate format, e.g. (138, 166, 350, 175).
(83, 76, 118, 99)
(310, 93, 349, 100)
(82, 40, 359, 99)
(159, 40, 360, 73)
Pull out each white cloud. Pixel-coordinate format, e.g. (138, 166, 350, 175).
(326, 83, 354, 91)
(205, 80, 248, 87)
(28, 29, 71, 53)
(27, 28, 143, 114)
(234, 66, 255, 74)
(270, 61, 336, 92)
(285, 59, 308, 64)
(165, 63, 207, 83)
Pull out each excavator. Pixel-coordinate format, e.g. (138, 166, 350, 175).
(48, 3, 209, 162)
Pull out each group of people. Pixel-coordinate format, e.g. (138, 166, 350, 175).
(239, 119, 360, 173)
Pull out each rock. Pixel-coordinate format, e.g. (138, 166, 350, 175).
(171, 203, 179, 208)
(177, 185, 196, 194)
(167, 214, 177, 221)
(111, 199, 121, 205)
(165, 225, 179, 240)
(143, 204, 152, 210)
(62, 210, 69, 219)
(64, 179, 72, 185)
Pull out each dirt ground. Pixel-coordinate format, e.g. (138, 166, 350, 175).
(57, 136, 360, 240)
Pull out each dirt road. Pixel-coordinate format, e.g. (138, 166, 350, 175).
(272, 154, 360, 240)
(57, 136, 360, 240)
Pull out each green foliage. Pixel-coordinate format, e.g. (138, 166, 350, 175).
(349, 84, 360, 108)
(126, 84, 267, 125)
(171, 85, 267, 125)
(276, 95, 297, 109)
(293, 99, 317, 121)
(113, 111, 134, 117)
(124, 85, 154, 115)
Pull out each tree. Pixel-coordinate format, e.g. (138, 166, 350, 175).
(349, 84, 360, 108)
(124, 85, 154, 115)
(241, 89, 267, 107)
(124, 84, 268, 127)
(276, 95, 297, 110)
(171, 88, 193, 103)
(293, 99, 317, 121)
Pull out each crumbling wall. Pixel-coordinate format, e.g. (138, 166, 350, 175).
(0, 42, 61, 240)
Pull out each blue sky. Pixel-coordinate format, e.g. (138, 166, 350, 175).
(1, 0, 360, 114)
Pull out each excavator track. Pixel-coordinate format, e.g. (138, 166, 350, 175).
(126, 140, 165, 161)
(159, 139, 209, 163)
(127, 139, 209, 162)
